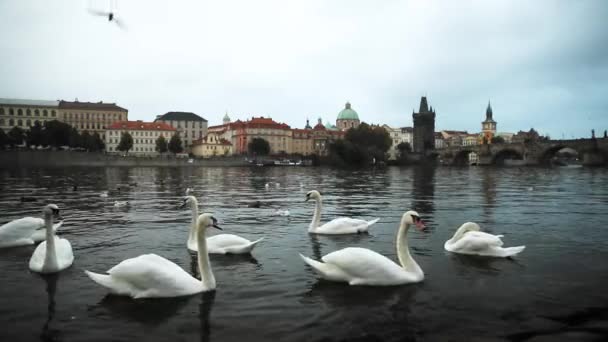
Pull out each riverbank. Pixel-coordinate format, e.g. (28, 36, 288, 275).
(0, 150, 250, 168)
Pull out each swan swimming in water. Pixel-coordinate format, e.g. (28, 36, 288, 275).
(300, 210, 425, 286)
(444, 222, 526, 257)
(85, 213, 221, 298)
(0, 211, 64, 248)
(305, 190, 379, 234)
(29, 204, 74, 274)
(181, 196, 263, 254)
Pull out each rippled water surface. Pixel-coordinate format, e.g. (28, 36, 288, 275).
(1, 166, 607, 341)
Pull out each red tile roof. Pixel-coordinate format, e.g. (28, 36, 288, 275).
(107, 121, 176, 131)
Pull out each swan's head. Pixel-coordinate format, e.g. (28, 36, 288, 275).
(305, 190, 321, 202)
(43, 204, 63, 220)
(196, 213, 222, 233)
(179, 196, 197, 209)
(402, 210, 425, 230)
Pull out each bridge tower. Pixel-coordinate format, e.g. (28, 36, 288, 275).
(482, 101, 497, 143)
(413, 96, 436, 154)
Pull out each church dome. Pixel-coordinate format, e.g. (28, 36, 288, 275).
(337, 102, 359, 121)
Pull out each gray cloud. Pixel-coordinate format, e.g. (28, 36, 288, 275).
(0, 0, 606, 138)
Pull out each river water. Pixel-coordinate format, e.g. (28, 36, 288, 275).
(0, 166, 607, 341)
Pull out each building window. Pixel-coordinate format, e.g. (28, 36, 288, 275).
(35, 109, 40, 116)
(43, 110, 48, 117)
(9, 108, 14, 115)
(0, 118, 4, 126)
(51, 110, 56, 117)
(0, 108, 3, 115)
(9, 119, 14, 126)
(17, 119, 23, 126)
(26, 119, 31, 127)
(17, 109, 23, 116)
(26, 109, 31, 116)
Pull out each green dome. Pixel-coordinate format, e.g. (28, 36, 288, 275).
(337, 102, 359, 121)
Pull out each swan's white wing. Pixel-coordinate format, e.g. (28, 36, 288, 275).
(55, 238, 74, 270)
(107, 254, 202, 298)
(28, 237, 74, 273)
(0, 217, 41, 247)
(451, 231, 504, 253)
(206, 234, 263, 254)
(207, 234, 251, 248)
(29, 241, 47, 272)
(322, 247, 411, 285)
(316, 217, 374, 234)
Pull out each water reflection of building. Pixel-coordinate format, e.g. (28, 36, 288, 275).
(480, 168, 496, 222)
(411, 165, 435, 217)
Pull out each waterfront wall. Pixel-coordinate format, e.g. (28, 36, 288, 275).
(0, 151, 250, 168)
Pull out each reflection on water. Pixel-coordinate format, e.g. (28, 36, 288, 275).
(1, 166, 608, 341)
(40, 274, 59, 342)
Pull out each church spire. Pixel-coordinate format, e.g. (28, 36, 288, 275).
(486, 101, 493, 120)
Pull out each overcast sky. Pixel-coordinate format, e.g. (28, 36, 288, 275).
(1, 0, 606, 138)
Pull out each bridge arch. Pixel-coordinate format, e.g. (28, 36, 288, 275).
(492, 148, 524, 165)
(451, 150, 476, 166)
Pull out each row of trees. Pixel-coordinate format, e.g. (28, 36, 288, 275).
(0, 119, 185, 154)
(328, 123, 392, 166)
(113, 131, 184, 154)
(0, 120, 105, 151)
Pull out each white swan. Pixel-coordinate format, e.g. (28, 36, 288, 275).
(85, 213, 221, 298)
(0, 212, 64, 248)
(300, 210, 425, 286)
(444, 222, 526, 257)
(29, 204, 74, 274)
(305, 190, 379, 234)
(181, 196, 263, 254)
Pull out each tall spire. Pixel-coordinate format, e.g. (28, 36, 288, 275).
(486, 101, 493, 120)
(419, 96, 429, 113)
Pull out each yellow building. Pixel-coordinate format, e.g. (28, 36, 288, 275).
(191, 132, 232, 157)
(59, 100, 128, 141)
(0, 98, 60, 133)
(105, 120, 176, 155)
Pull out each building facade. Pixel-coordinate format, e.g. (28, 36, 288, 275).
(292, 128, 314, 156)
(481, 101, 497, 143)
(191, 132, 232, 157)
(383, 125, 414, 160)
(434, 132, 445, 149)
(208, 117, 292, 155)
(59, 100, 128, 141)
(105, 120, 176, 155)
(336, 102, 360, 131)
(0, 98, 60, 133)
(312, 119, 344, 156)
(154, 111, 208, 152)
(412, 96, 436, 154)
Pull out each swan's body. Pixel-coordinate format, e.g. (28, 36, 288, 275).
(182, 196, 263, 254)
(114, 201, 129, 208)
(306, 190, 379, 235)
(85, 213, 221, 298)
(300, 211, 425, 286)
(0, 216, 63, 248)
(29, 205, 74, 274)
(444, 222, 526, 257)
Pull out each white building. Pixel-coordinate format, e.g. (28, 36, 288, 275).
(154, 111, 208, 152)
(105, 120, 176, 155)
(383, 125, 413, 160)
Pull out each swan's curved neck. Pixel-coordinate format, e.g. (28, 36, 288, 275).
(188, 200, 199, 246)
(43, 214, 58, 271)
(447, 224, 471, 245)
(196, 228, 215, 289)
(396, 221, 423, 279)
(309, 197, 322, 231)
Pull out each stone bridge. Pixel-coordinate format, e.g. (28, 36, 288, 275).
(436, 138, 608, 166)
